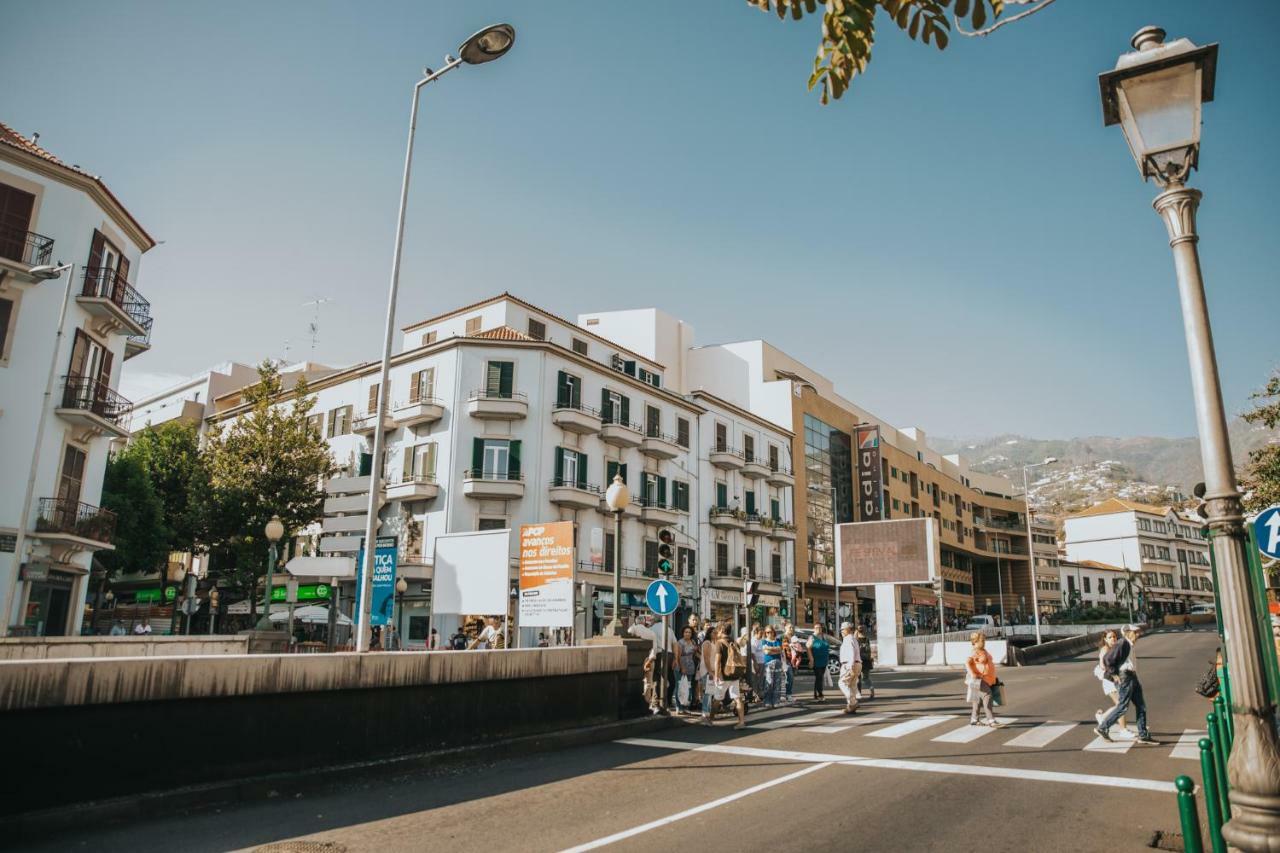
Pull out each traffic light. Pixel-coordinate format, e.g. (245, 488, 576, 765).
(656, 528, 675, 575)
(744, 580, 759, 607)
(932, 575, 944, 597)
(779, 600, 789, 619)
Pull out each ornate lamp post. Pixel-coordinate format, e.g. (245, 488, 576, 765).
(256, 515, 285, 630)
(603, 474, 630, 636)
(1100, 27, 1280, 850)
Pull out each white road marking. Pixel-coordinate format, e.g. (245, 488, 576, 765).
(866, 715, 956, 739)
(615, 737, 1176, 793)
(932, 719, 1017, 744)
(835, 712, 902, 727)
(558, 760, 832, 852)
(1005, 721, 1078, 749)
(1084, 735, 1135, 754)
(750, 710, 846, 730)
(802, 725, 852, 734)
(1171, 730, 1205, 761)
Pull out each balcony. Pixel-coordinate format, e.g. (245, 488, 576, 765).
(467, 389, 528, 420)
(599, 417, 643, 448)
(386, 474, 439, 503)
(462, 469, 525, 500)
(768, 520, 797, 542)
(709, 506, 745, 531)
(766, 465, 794, 488)
(552, 402, 603, 435)
(353, 411, 396, 435)
(124, 315, 152, 360)
(393, 397, 445, 428)
(77, 267, 149, 337)
(709, 446, 745, 471)
(974, 515, 1022, 531)
(549, 478, 601, 510)
(639, 430, 680, 460)
(56, 374, 131, 439)
(741, 455, 770, 480)
(35, 498, 116, 547)
(639, 498, 680, 526)
(744, 513, 766, 534)
(0, 225, 55, 280)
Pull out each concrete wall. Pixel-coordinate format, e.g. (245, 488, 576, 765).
(0, 635, 249, 660)
(0, 644, 632, 817)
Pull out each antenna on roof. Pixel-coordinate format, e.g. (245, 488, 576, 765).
(31, 132, 39, 145)
(301, 297, 333, 357)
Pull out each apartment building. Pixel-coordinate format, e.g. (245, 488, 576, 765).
(1063, 497, 1213, 615)
(208, 295, 797, 645)
(1031, 514, 1063, 614)
(0, 124, 156, 635)
(1059, 559, 1130, 610)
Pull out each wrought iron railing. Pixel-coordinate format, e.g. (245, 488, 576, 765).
(36, 497, 117, 544)
(550, 477, 599, 492)
(81, 266, 150, 328)
(464, 468, 523, 481)
(711, 445, 744, 458)
(600, 413, 642, 431)
(553, 400, 600, 416)
(0, 224, 54, 266)
(396, 473, 437, 486)
(60, 373, 132, 423)
(468, 388, 527, 402)
(395, 396, 443, 410)
(127, 315, 153, 348)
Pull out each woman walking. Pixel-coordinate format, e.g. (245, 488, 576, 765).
(855, 626, 875, 700)
(700, 625, 721, 724)
(760, 626, 784, 709)
(965, 632, 1000, 727)
(808, 623, 831, 700)
(676, 626, 699, 714)
(1094, 629, 1131, 737)
(717, 624, 748, 729)
(783, 625, 800, 705)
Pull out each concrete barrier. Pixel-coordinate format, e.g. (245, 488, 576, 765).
(0, 644, 631, 818)
(1013, 632, 1105, 666)
(0, 635, 249, 660)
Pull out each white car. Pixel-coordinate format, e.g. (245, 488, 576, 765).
(1189, 604, 1215, 615)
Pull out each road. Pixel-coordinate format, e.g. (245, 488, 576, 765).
(22, 628, 1218, 853)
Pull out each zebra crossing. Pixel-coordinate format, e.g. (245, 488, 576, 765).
(744, 709, 1204, 762)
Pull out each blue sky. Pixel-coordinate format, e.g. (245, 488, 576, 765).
(4, 1, 1277, 439)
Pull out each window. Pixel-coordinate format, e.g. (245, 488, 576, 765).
(678, 547, 696, 578)
(1067, 575, 1077, 593)
(771, 552, 782, 583)
(403, 443, 437, 481)
(409, 368, 435, 403)
(676, 417, 690, 448)
(556, 370, 582, 409)
(472, 438, 520, 480)
(0, 297, 14, 361)
(745, 548, 757, 579)
(601, 389, 628, 425)
(606, 460, 628, 486)
(644, 539, 659, 575)
(1141, 544, 1156, 559)
(478, 517, 506, 531)
(485, 361, 514, 398)
(328, 405, 352, 437)
(743, 434, 756, 462)
(1083, 577, 1091, 594)
(1098, 578, 1106, 596)
(744, 489, 756, 516)
(769, 444, 780, 471)
(421, 331, 437, 346)
(770, 498, 781, 521)
(58, 445, 87, 505)
(367, 383, 380, 414)
(892, 498, 901, 511)
(1157, 547, 1172, 560)
(645, 405, 661, 438)
(604, 532, 616, 571)
(672, 481, 690, 512)
(554, 447, 587, 488)
(715, 481, 728, 507)
(642, 472, 668, 507)
(716, 542, 730, 577)
(465, 316, 482, 335)
(637, 367, 660, 388)
(307, 414, 323, 436)
(715, 422, 728, 452)
(527, 318, 546, 340)
(572, 337, 588, 356)
(890, 466, 898, 478)
(0, 182, 37, 263)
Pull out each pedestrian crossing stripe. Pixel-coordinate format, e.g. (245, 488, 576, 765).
(750, 710, 845, 730)
(1083, 735, 1135, 754)
(866, 715, 956, 739)
(1004, 721, 1079, 748)
(1171, 730, 1205, 760)
(932, 718, 1017, 744)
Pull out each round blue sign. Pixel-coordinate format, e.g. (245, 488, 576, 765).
(1255, 505, 1280, 560)
(645, 579, 679, 616)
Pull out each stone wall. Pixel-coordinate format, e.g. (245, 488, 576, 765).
(0, 635, 250, 660)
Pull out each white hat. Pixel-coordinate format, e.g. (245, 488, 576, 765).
(840, 621, 854, 631)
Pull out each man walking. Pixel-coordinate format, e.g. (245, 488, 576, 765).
(838, 621, 862, 714)
(1094, 624, 1157, 745)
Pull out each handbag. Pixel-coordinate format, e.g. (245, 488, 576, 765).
(1195, 665, 1220, 699)
(1093, 664, 1106, 682)
(991, 681, 1005, 707)
(678, 678, 692, 707)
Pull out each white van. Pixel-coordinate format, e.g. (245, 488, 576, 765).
(964, 615, 996, 631)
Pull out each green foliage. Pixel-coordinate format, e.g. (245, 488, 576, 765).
(117, 420, 207, 553)
(1242, 370, 1280, 513)
(98, 454, 168, 577)
(747, 0, 1004, 103)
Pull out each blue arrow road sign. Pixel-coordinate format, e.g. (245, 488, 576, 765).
(1256, 505, 1280, 560)
(646, 579, 679, 616)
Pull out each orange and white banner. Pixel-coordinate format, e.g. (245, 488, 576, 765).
(519, 521, 575, 628)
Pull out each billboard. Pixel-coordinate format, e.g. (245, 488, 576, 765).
(855, 425, 883, 522)
(356, 536, 399, 626)
(835, 517, 938, 586)
(433, 529, 511, 615)
(519, 522, 575, 628)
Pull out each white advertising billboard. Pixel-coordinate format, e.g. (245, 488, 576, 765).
(432, 529, 511, 615)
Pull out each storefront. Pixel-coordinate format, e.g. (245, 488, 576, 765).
(706, 588, 743, 633)
(22, 563, 78, 636)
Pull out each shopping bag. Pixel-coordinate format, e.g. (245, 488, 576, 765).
(991, 682, 1005, 707)
(678, 678, 691, 707)
(824, 669, 834, 689)
(965, 681, 979, 705)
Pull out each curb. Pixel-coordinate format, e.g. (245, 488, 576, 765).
(4, 714, 679, 843)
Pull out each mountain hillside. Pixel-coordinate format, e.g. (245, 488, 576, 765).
(934, 419, 1277, 513)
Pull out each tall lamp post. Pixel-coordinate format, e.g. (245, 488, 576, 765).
(256, 515, 284, 630)
(356, 23, 516, 653)
(1021, 456, 1057, 643)
(1100, 27, 1280, 849)
(604, 474, 630, 636)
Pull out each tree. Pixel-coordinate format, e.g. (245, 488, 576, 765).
(1241, 369, 1280, 513)
(98, 454, 168, 578)
(746, 0, 1058, 104)
(200, 362, 335, 610)
(116, 420, 208, 554)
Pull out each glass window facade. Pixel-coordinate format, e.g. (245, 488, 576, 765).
(803, 414, 854, 585)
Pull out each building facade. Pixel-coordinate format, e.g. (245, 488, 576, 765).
(1058, 559, 1129, 610)
(1063, 497, 1213, 615)
(1031, 514, 1063, 614)
(0, 124, 156, 635)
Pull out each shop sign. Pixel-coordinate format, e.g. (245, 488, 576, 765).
(20, 561, 51, 582)
(854, 425, 883, 522)
(270, 583, 331, 602)
(707, 589, 742, 605)
(135, 589, 164, 603)
(0, 534, 15, 553)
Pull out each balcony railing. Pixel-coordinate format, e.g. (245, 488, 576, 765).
(975, 515, 1022, 531)
(639, 496, 675, 510)
(82, 266, 151, 327)
(60, 373, 132, 423)
(36, 497, 117, 544)
(464, 468, 523, 482)
(0, 224, 54, 266)
(127, 315, 153, 348)
(468, 388, 528, 402)
(553, 400, 600, 416)
(551, 478, 599, 493)
(600, 413, 642, 431)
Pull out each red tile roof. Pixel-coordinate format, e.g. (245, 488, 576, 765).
(469, 325, 534, 341)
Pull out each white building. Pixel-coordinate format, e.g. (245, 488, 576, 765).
(1030, 515, 1062, 614)
(0, 123, 156, 635)
(207, 294, 797, 646)
(1059, 559, 1129, 609)
(1063, 497, 1213, 615)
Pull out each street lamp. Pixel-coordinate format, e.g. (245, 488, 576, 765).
(394, 576, 408, 647)
(1100, 27, 1280, 851)
(256, 515, 285, 630)
(1021, 456, 1057, 644)
(604, 474, 630, 637)
(356, 23, 516, 654)
(0, 261, 76, 636)
(208, 588, 219, 635)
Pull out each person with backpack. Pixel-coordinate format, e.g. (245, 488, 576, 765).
(717, 623, 748, 730)
(450, 628, 468, 651)
(808, 624, 831, 700)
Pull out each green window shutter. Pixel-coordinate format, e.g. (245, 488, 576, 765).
(771, 498, 781, 521)
(554, 447, 564, 484)
(508, 440, 521, 479)
(571, 376, 581, 408)
(746, 491, 756, 515)
(606, 460, 616, 484)
(657, 476, 667, 506)
(471, 438, 483, 475)
(500, 362, 514, 397)
(577, 452, 588, 488)
(619, 463, 627, 485)
(716, 482, 727, 506)
(619, 395, 630, 425)
(358, 453, 372, 477)
(601, 388, 612, 422)
(556, 371, 569, 408)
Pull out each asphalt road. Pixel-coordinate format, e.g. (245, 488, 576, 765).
(20, 627, 1220, 853)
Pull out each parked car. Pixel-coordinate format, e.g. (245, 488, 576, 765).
(964, 615, 996, 631)
(1189, 604, 1216, 615)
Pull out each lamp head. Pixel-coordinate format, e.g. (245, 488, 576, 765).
(459, 23, 515, 65)
(29, 263, 70, 280)
(605, 473, 630, 512)
(265, 515, 285, 542)
(395, 577, 408, 594)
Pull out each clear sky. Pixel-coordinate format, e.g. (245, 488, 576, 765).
(4, 1, 1277, 439)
